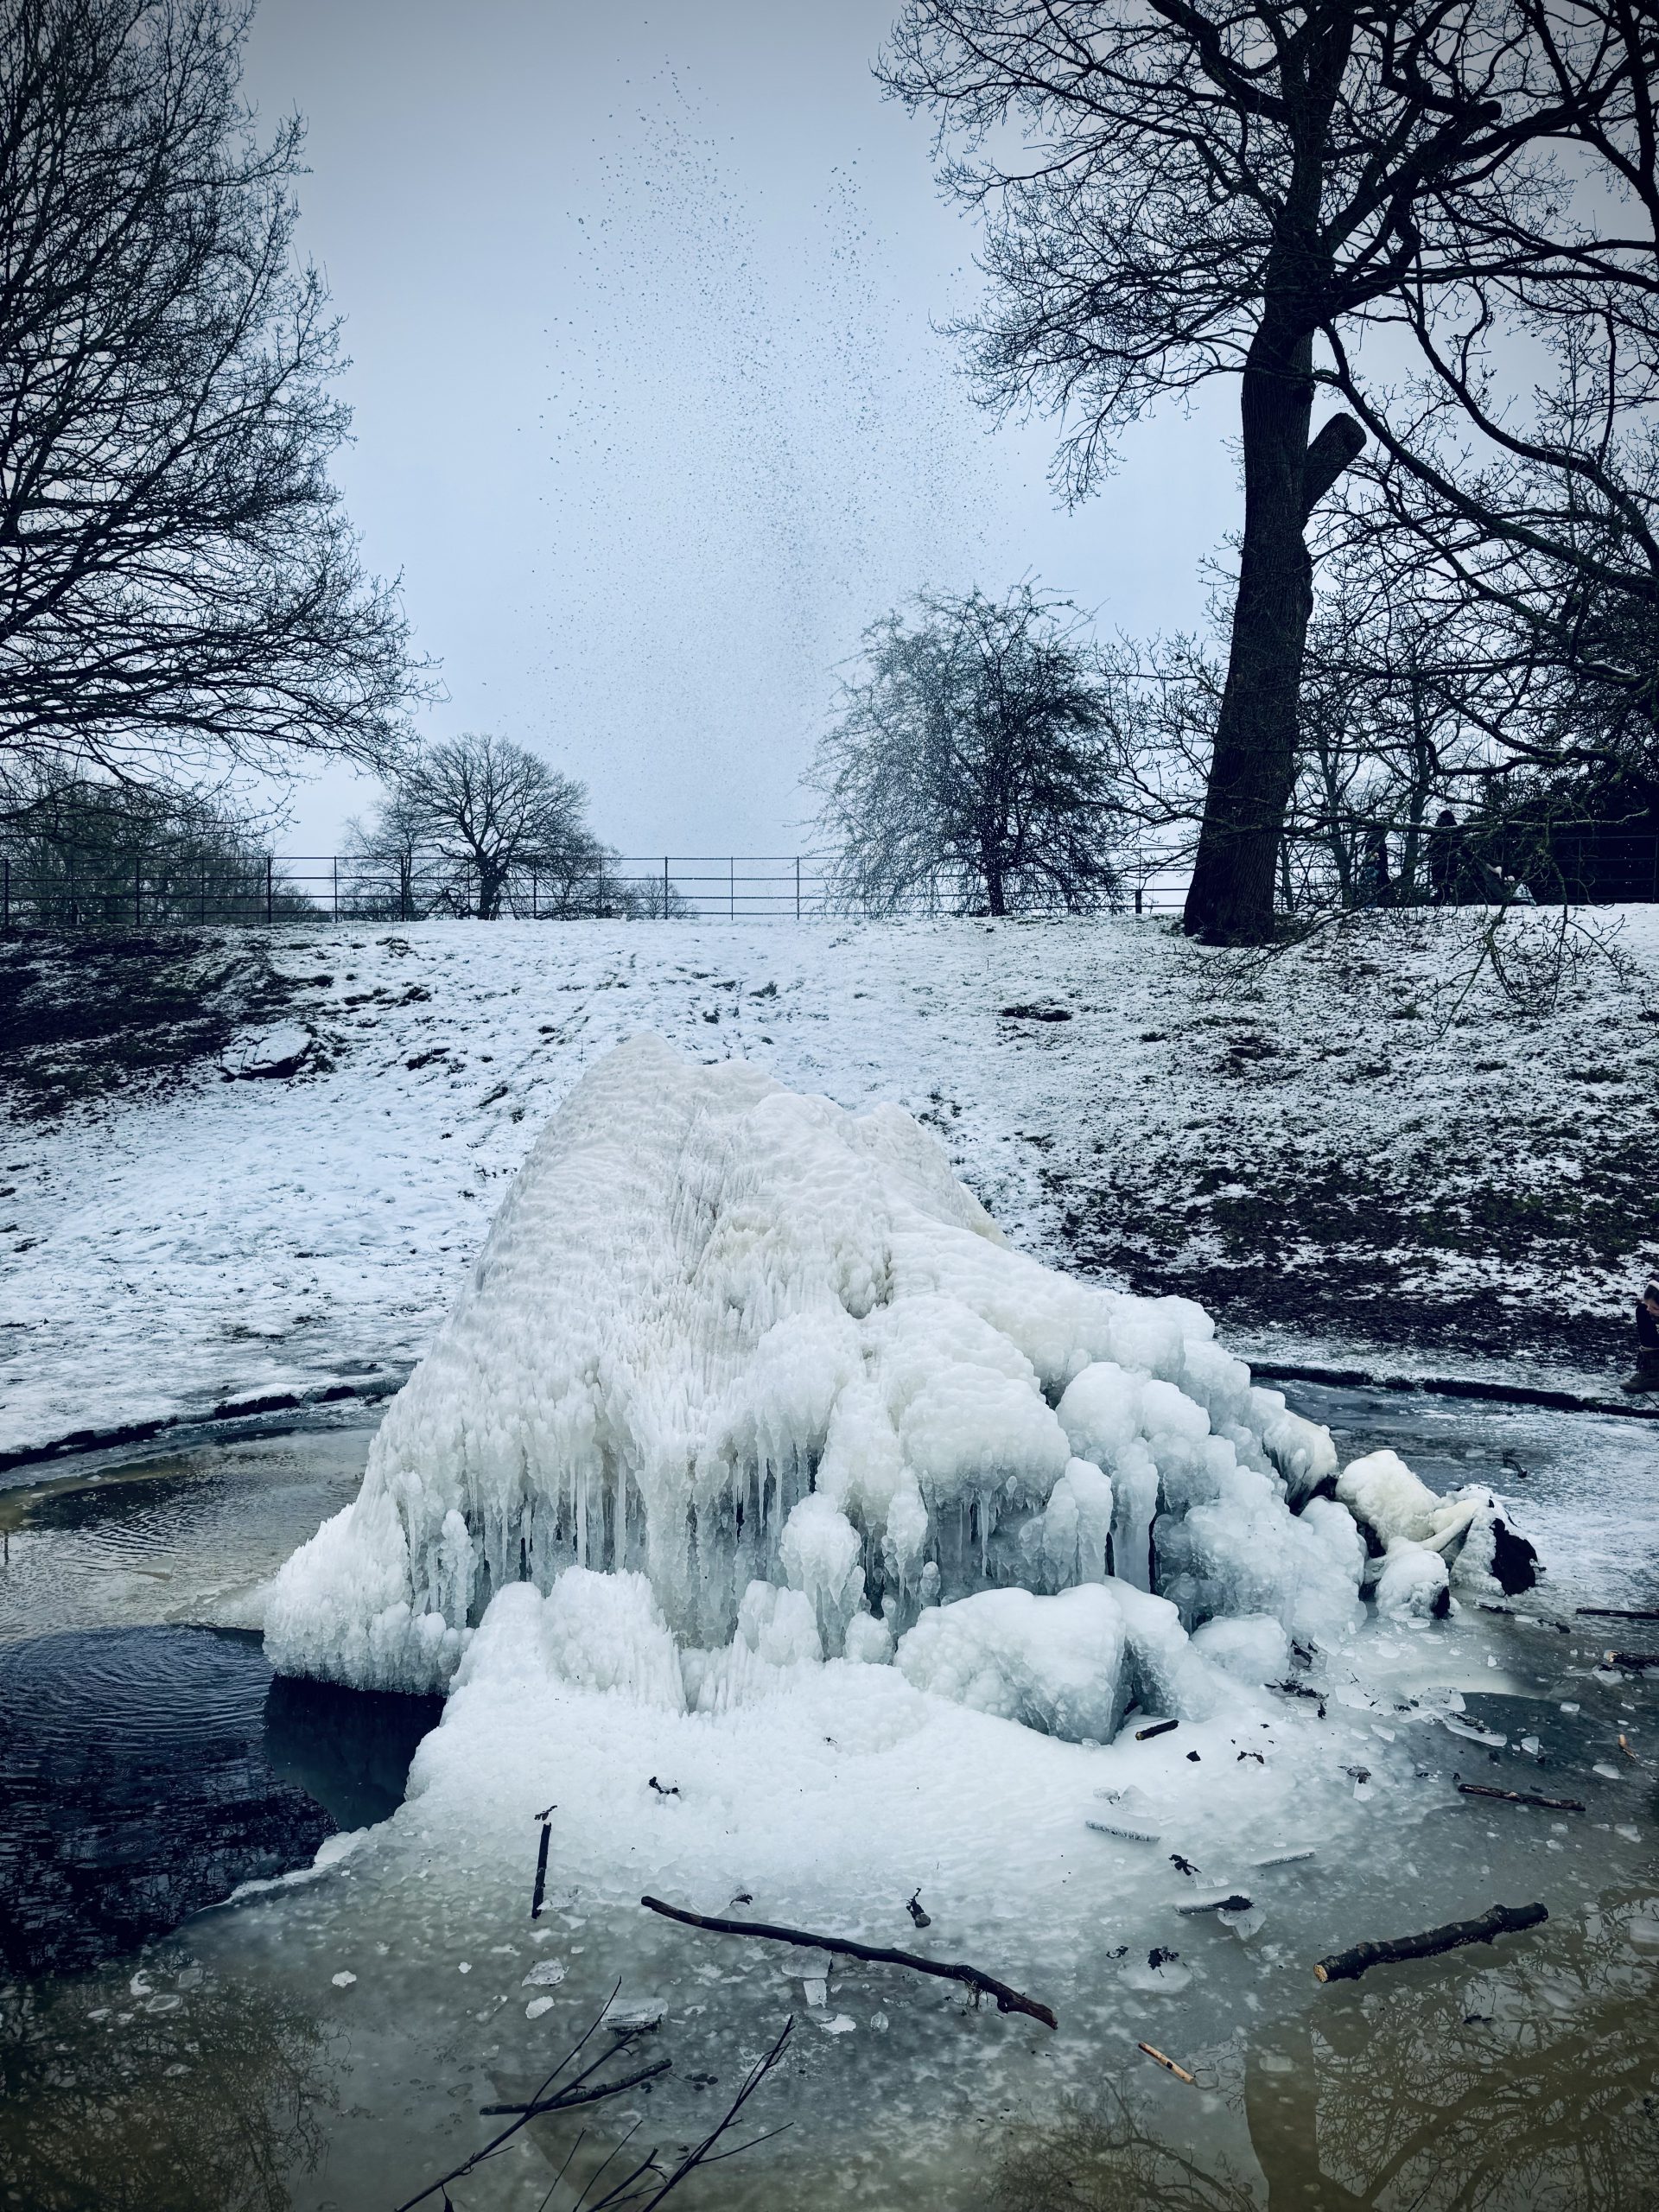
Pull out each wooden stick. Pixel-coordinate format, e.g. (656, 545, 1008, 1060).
(1176, 1892, 1253, 1916)
(1253, 1847, 1315, 1869)
(640, 1895, 1057, 2030)
(1578, 1605, 1659, 1622)
(1137, 2041, 1194, 2084)
(1456, 1783, 1584, 1812)
(1313, 1902, 1547, 1985)
(531, 1819, 552, 1919)
(480, 2057, 671, 2116)
(1135, 1718, 1179, 1741)
(1085, 1819, 1163, 1843)
(1605, 1650, 1659, 1670)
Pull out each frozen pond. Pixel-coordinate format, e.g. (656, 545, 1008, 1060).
(0, 1389, 1655, 2210)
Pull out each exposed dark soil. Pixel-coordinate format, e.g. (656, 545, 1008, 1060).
(1057, 1155, 1645, 1374)
(0, 931, 321, 1117)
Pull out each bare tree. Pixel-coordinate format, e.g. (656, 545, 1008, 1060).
(359, 733, 605, 920)
(880, 2, 1649, 944)
(0, 0, 421, 792)
(810, 584, 1123, 916)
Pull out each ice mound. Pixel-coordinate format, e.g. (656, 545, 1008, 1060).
(266, 1038, 1357, 1706)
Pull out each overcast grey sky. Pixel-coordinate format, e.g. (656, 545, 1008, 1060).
(241, 0, 1236, 855)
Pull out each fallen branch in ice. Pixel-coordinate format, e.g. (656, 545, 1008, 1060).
(1086, 1819, 1163, 1843)
(1577, 1606, 1659, 1623)
(640, 1895, 1058, 2030)
(1176, 1893, 1253, 1916)
(1455, 1783, 1584, 1812)
(1604, 1650, 1659, 1670)
(480, 2056, 671, 2117)
(1135, 1719, 1179, 1741)
(1136, 2041, 1194, 2084)
(1252, 1847, 1315, 1869)
(1313, 1902, 1548, 1986)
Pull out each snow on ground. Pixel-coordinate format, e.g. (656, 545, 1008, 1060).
(3, 909, 1657, 1459)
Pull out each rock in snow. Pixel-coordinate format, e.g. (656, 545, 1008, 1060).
(264, 1039, 1518, 1737)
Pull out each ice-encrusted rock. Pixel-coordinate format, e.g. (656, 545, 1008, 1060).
(265, 1039, 1365, 1697)
(1374, 1543, 1452, 1618)
(1337, 1452, 1536, 1594)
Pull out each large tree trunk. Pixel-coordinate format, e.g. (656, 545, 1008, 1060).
(1184, 325, 1363, 944)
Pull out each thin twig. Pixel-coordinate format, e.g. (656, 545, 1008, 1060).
(392, 1980, 625, 2212)
(480, 2057, 671, 2117)
(632, 2018, 795, 2210)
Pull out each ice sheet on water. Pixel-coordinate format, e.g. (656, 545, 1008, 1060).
(264, 1039, 1513, 1741)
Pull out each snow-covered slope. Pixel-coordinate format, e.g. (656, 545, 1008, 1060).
(3, 910, 1656, 1459)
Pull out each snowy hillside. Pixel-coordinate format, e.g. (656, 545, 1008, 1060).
(3, 909, 1656, 1459)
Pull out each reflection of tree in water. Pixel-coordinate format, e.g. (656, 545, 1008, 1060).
(991, 1897, 1659, 2212)
(1246, 1894, 1659, 2210)
(989, 2088, 1257, 2212)
(0, 1960, 337, 2212)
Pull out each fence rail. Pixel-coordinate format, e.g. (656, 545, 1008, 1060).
(0, 850, 1192, 930)
(1, 824, 1650, 932)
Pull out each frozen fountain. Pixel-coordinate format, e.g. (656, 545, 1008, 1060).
(265, 1037, 1527, 1738)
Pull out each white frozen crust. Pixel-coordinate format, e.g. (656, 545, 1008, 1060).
(267, 1038, 1379, 1725)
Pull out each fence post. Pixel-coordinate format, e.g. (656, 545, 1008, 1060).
(2, 853, 7, 931)
(531, 868, 537, 920)
(728, 856, 734, 921)
(663, 855, 669, 918)
(266, 855, 274, 925)
(795, 855, 801, 920)
(333, 855, 339, 919)
(135, 855, 142, 927)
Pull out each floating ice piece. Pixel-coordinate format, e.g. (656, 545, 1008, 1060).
(801, 1976, 828, 2009)
(1122, 1950, 1192, 1993)
(331, 1971, 356, 1989)
(267, 1041, 1362, 1700)
(1443, 1716, 1506, 1748)
(525, 1996, 556, 2020)
(818, 2014, 856, 2033)
(522, 1960, 566, 1987)
(1594, 1762, 1622, 1780)
(602, 1998, 666, 2031)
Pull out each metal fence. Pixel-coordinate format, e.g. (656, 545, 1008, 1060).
(0, 849, 1194, 929)
(3, 826, 1647, 931)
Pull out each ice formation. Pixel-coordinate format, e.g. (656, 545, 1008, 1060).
(265, 1039, 1523, 1736)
